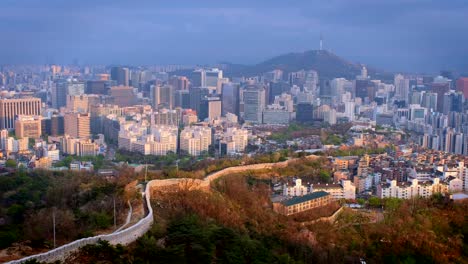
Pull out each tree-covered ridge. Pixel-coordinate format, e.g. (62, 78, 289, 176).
(0, 168, 136, 260)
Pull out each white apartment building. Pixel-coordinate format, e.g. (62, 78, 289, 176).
(180, 126, 212, 156)
(377, 178, 448, 199)
(283, 179, 308, 197)
(310, 180, 356, 200)
(224, 127, 248, 154)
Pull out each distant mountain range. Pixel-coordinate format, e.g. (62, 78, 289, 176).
(173, 50, 393, 81)
(224, 50, 368, 79)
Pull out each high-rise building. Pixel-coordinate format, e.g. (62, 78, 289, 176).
(169, 76, 190, 91)
(355, 79, 375, 102)
(242, 85, 265, 124)
(189, 87, 209, 113)
(442, 91, 464, 114)
(456, 77, 468, 99)
(197, 68, 222, 93)
(15, 115, 42, 139)
(110, 66, 129, 86)
(296, 102, 314, 123)
(64, 113, 91, 139)
(66, 94, 101, 113)
(174, 90, 191, 109)
(431, 77, 451, 113)
(394, 74, 410, 103)
(109, 86, 136, 107)
(51, 114, 65, 136)
(86, 80, 108, 95)
(52, 79, 85, 109)
(199, 97, 221, 122)
(0, 98, 42, 130)
(151, 85, 174, 109)
(180, 126, 212, 156)
(221, 83, 240, 116)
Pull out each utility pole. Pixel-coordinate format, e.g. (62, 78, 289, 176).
(113, 196, 116, 229)
(52, 207, 56, 248)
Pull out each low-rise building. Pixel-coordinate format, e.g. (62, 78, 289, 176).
(273, 191, 332, 216)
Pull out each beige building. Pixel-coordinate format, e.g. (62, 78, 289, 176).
(15, 115, 42, 139)
(273, 191, 332, 216)
(64, 113, 91, 139)
(66, 94, 101, 113)
(0, 98, 41, 129)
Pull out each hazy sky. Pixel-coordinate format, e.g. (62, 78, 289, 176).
(1, 0, 467, 73)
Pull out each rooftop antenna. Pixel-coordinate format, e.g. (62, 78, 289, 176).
(320, 32, 323, 51)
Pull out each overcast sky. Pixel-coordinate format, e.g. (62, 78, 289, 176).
(1, 0, 467, 73)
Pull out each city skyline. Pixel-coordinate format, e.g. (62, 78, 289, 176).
(0, 0, 467, 73)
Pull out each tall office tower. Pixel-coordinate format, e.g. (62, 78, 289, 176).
(151, 85, 174, 109)
(242, 85, 265, 124)
(0, 98, 42, 129)
(199, 97, 222, 122)
(454, 133, 464, 154)
(268, 82, 290, 104)
(86, 80, 108, 94)
(64, 113, 91, 139)
(344, 100, 356, 121)
(66, 94, 101, 113)
(109, 86, 136, 107)
(394, 74, 410, 103)
(263, 69, 283, 82)
(169, 76, 190, 91)
(51, 114, 64, 136)
(431, 77, 451, 113)
(189, 87, 209, 113)
(130, 70, 141, 88)
(110, 66, 129, 86)
(296, 102, 314, 123)
(174, 90, 191, 109)
(15, 115, 42, 139)
(221, 82, 240, 116)
(355, 79, 374, 102)
(456, 77, 468, 99)
(52, 79, 85, 109)
(443, 91, 465, 114)
(330, 78, 347, 99)
(159, 85, 174, 109)
(410, 91, 423, 105)
(421, 92, 438, 111)
(216, 77, 229, 94)
(198, 68, 222, 93)
(444, 128, 456, 153)
(180, 126, 212, 156)
(303, 70, 319, 96)
(288, 70, 307, 86)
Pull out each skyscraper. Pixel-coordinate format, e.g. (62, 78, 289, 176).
(86, 80, 108, 95)
(110, 67, 129, 86)
(52, 79, 85, 109)
(0, 98, 42, 130)
(242, 85, 265, 124)
(199, 97, 222, 122)
(64, 113, 91, 139)
(221, 82, 240, 116)
(109, 86, 136, 107)
(189, 87, 209, 113)
(198, 68, 222, 93)
(456, 77, 468, 99)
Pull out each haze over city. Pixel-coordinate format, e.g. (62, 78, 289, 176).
(1, 1, 468, 264)
(1, 0, 468, 73)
